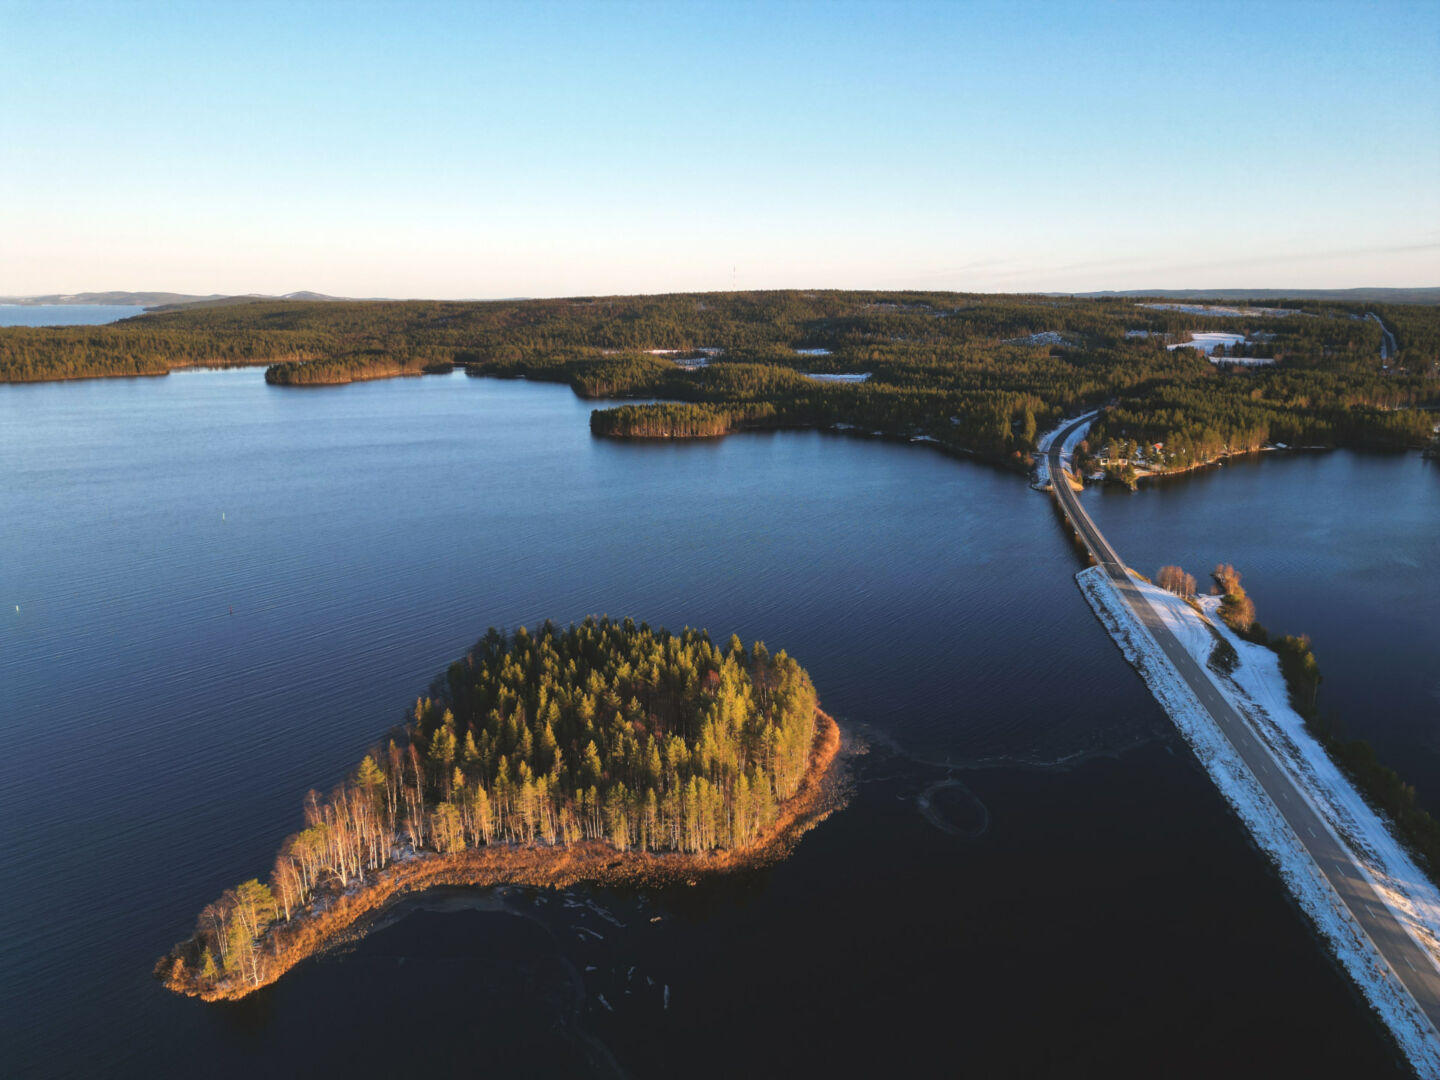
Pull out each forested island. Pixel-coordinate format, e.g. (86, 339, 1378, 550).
(157, 618, 841, 1001)
(3, 291, 1436, 472)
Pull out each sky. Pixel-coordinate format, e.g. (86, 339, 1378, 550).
(2, 0, 1437, 298)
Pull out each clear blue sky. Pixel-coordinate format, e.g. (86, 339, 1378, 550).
(2, 0, 1437, 297)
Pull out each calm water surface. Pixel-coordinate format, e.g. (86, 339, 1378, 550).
(0, 370, 1426, 1077)
(0, 304, 146, 326)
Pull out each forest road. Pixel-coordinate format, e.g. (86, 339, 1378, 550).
(1048, 414, 1440, 1040)
(1367, 313, 1399, 362)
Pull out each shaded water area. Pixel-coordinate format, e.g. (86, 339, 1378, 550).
(0, 370, 1425, 1076)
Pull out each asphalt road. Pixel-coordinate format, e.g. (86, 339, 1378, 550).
(1048, 416, 1440, 1039)
(1368, 312, 1400, 363)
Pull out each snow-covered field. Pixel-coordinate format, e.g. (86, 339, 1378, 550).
(1139, 302, 1302, 318)
(1077, 566, 1440, 1077)
(1168, 331, 1248, 353)
(1004, 330, 1074, 347)
(805, 371, 869, 383)
(1032, 409, 1099, 491)
(1168, 331, 1275, 365)
(643, 346, 723, 369)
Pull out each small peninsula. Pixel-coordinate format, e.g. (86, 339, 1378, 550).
(158, 618, 842, 1002)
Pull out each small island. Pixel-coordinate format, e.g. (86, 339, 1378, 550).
(158, 617, 841, 1001)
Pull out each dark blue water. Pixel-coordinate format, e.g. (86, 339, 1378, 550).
(0, 304, 146, 326)
(0, 370, 1420, 1076)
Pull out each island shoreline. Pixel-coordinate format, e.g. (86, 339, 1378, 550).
(159, 709, 842, 1003)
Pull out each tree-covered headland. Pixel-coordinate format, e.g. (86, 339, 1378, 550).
(5, 291, 1436, 475)
(159, 617, 838, 1001)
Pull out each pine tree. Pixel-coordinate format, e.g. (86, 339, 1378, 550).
(581, 740, 604, 788)
(356, 754, 385, 797)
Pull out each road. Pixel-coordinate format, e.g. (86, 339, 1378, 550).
(1368, 312, 1399, 363)
(1048, 415, 1440, 1040)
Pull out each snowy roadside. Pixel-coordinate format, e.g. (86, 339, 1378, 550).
(1032, 409, 1099, 491)
(1152, 587, 1440, 967)
(1076, 565, 1440, 1078)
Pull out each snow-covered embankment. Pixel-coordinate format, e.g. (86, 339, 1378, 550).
(1076, 565, 1440, 1077)
(1032, 410, 1099, 491)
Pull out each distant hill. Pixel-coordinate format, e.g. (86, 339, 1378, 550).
(0, 291, 230, 307)
(1073, 288, 1440, 305)
(0, 290, 352, 309)
(142, 292, 357, 312)
(8, 286, 1437, 310)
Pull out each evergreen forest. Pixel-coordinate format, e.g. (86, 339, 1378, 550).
(169, 618, 821, 992)
(4, 291, 1436, 474)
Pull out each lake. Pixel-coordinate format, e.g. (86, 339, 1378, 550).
(1, 369, 1430, 1077)
(0, 304, 147, 326)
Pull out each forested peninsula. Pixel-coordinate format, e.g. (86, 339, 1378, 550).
(158, 618, 841, 1002)
(4, 291, 1437, 473)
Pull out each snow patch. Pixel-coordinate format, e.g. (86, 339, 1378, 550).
(1077, 566, 1440, 1077)
(1139, 302, 1302, 318)
(1032, 409, 1100, 491)
(805, 371, 870, 383)
(1169, 331, 1248, 353)
(645, 347, 723, 369)
(1167, 331, 1276, 365)
(1004, 330, 1075, 347)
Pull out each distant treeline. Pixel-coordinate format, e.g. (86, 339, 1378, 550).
(162, 618, 821, 996)
(3, 292, 1436, 465)
(263, 348, 453, 385)
(0, 324, 323, 381)
(590, 401, 782, 438)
